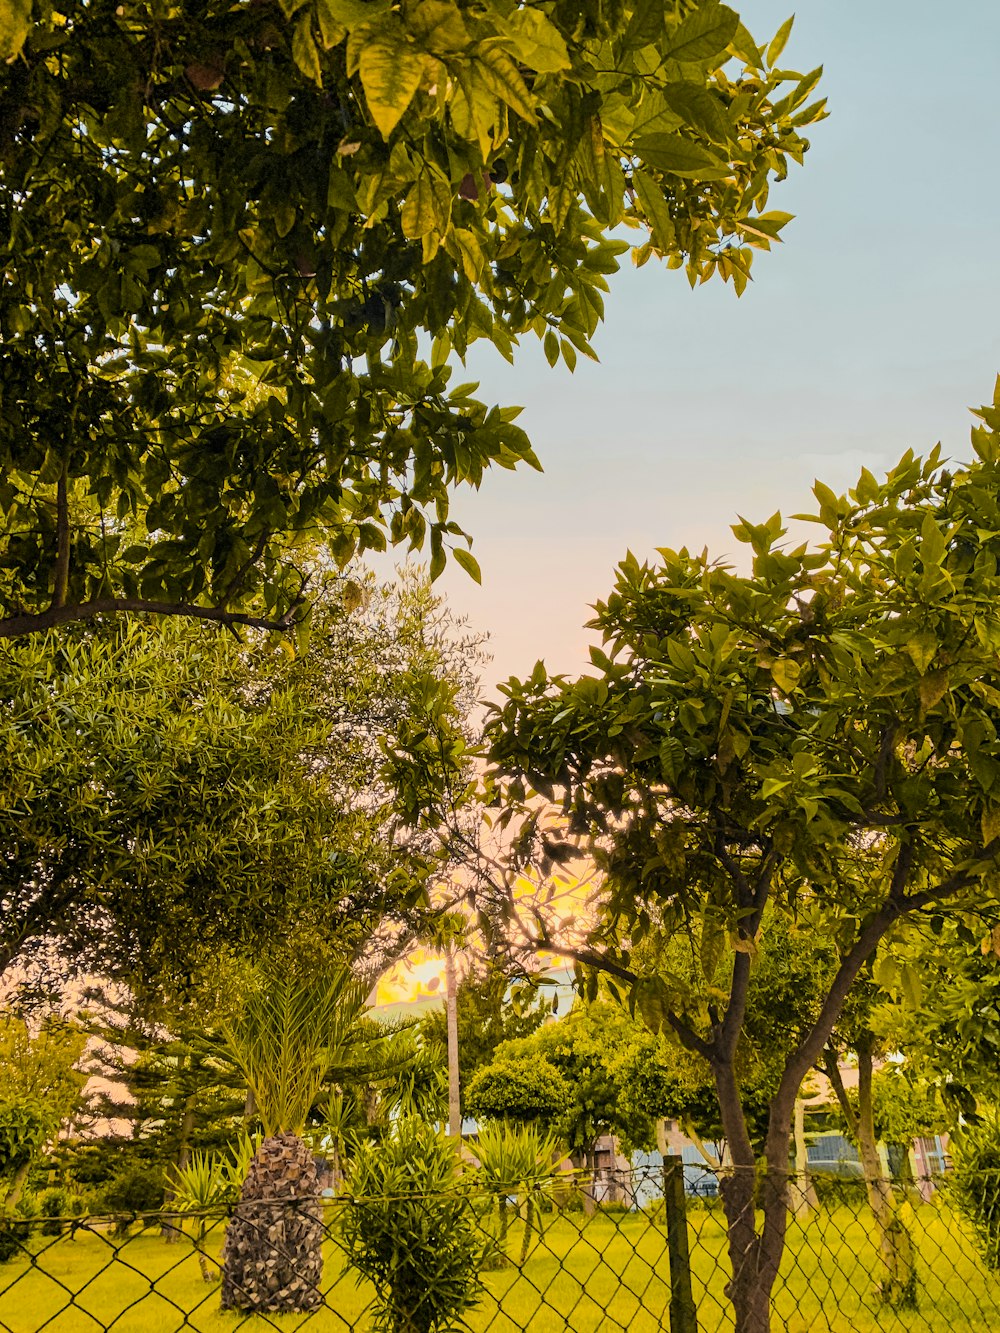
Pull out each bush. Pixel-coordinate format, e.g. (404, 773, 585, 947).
(97, 1162, 165, 1232)
(950, 1119, 1000, 1269)
(0, 1219, 28, 1264)
(806, 1171, 868, 1210)
(341, 1117, 488, 1333)
(39, 1187, 74, 1236)
(465, 1058, 570, 1127)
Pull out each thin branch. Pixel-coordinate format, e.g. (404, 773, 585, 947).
(52, 462, 70, 610)
(0, 598, 302, 640)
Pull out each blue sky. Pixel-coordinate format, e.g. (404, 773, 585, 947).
(429, 1, 1000, 691)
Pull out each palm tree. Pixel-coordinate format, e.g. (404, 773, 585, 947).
(218, 965, 372, 1314)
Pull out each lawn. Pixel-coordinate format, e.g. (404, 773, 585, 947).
(1, 1201, 997, 1332)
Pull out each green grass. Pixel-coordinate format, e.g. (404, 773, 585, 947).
(1, 1201, 997, 1332)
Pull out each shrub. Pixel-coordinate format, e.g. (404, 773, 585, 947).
(39, 1187, 69, 1236)
(342, 1117, 488, 1333)
(950, 1119, 1000, 1269)
(0, 1219, 28, 1264)
(809, 1171, 868, 1210)
(465, 1058, 570, 1127)
(98, 1162, 165, 1233)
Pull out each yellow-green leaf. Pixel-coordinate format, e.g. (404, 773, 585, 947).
(318, 0, 390, 30)
(632, 167, 676, 251)
(765, 15, 794, 68)
(447, 227, 485, 281)
(453, 548, 482, 584)
(983, 806, 1000, 847)
(407, 0, 468, 52)
(471, 40, 537, 124)
(401, 174, 445, 239)
(905, 631, 937, 676)
(504, 8, 571, 73)
(919, 669, 950, 712)
(359, 32, 428, 138)
(770, 658, 800, 693)
(0, 0, 30, 62)
(292, 15, 323, 85)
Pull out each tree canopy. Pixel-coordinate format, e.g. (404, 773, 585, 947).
(0, 568, 474, 987)
(485, 380, 1000, 1329)
(0, 1, 823, 638)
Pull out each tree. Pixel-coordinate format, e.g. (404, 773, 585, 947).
(0, 1011, 86, 1215)
(0, 616, 360, 984)
(0, 567, 477, 987)
(218, 964, 376, 1314)
(485, 383, 1000, 1332)
(419, 959, 553, 1116)
(465, 1055, 570, 1129)
(0, 2, 824, 638)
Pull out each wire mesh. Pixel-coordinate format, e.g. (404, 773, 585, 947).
(0, 1165, 999, 1332)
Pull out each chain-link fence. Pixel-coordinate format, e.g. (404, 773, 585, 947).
(1, 1165, 999, 1332)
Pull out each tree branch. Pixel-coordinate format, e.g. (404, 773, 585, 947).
(52, 462, 70, 610)
(0, 598, 302, 640)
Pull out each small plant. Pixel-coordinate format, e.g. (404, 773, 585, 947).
(950, 1119, 1000, 1269)
(170, 1134, 261, 1282)
(341, 1117, 488, 1333)
(470, 1122, 566, 1265)
(39, 1187, 71, 1237)
(98, 1162, 165, 1235)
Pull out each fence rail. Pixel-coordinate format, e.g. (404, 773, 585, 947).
(1, 1167, 998, 1332)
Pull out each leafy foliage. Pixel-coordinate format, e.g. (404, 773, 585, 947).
(950, 1120, 1000, 1270)
(342, 1117, 488, 1333)
(219, 965, 374, 1137)
(465, 1054, 570, 1128)
(0, 567, 475, 986)
(0, 1103, 50, 1181)
(419, 960, 552, 1114)
(0, 2, 824, 636)
(484, 379, 1000, 1322)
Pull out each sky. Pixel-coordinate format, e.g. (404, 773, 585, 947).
(419, 0, 1000, 694)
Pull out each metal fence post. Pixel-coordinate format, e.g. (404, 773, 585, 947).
(663, 1154, 699, 1333)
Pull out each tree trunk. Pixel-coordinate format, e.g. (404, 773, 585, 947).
(445, 949, 461, 1138)
(712, 1059, 800, 1333)
(221, 1134, 323, 1313)
(3, 1161, 29, 1216)
(855, 1037, 917, 1309)
(789, 1098, 818, 1218)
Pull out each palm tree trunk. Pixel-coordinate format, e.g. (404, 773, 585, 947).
(221, 1134, 323, 1313)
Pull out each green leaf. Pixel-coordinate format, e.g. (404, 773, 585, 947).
(624, 0, 666, 49)
(765, 16, 794, 68)
(453, 548, 482, 583)
(472, 40, 538, 124)
(729, 21, 764, 68)
(905, 631, 937, 676)
(664, 2, 740, 64)
(662, 82, 732, 144)
(0, 0, 30, 62)
(770, 658, 800, 693)
(292, 15, 323, 85)
(407, 0, 469, 53)
(632, 168, 676, 251)
(633, 133, 730, 179)
(358, 31, 429, 137)
(317, 0, 391, 30)
(504, 8, 571, 72)
(402, 175, 446, 239)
